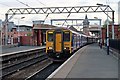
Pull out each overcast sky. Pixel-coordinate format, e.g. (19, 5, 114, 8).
(0, 0, 119, 26)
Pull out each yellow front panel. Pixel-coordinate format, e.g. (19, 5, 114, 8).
(63, 31, 72, 53)
(46, 42, 53, 53)
(46, 30, 54, 53)
(64, 42, 71, 53)
(55, 33, 62, 52)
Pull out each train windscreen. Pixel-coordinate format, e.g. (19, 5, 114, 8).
(48, 32, 53, 41)
(63, 31, 70, 41)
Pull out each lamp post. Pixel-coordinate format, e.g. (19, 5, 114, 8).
(17, 17, 25, 47)
(0, 20, 2, 46)
(96, 3, 109, 55)
(94, 17, 101, 43)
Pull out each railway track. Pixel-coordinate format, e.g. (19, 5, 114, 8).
(3, 58, 52, 80)
(26, 63, 62, 80)
(2, 50, 45, 69)
(1, 47, 47, 79)
(26, 46, 85, 80)
(2, 53, 47, 78)
(2, 48, 45, 67)
(1, 46, 71, 79)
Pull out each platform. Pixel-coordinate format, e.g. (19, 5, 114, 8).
(48, 43, 118, 79)
(2, 46, 45, 54)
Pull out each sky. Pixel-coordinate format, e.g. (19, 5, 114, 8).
(0, 0, 119, 26)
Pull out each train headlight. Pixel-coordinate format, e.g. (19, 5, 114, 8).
(64, 47, 66, 49)
(64, 47, 69, 50)
(48, 47, 53, 49)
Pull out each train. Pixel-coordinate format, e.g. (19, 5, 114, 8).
(46, 27, 95, 62)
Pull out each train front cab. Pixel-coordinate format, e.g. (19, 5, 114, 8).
(46, 29, 72, 61)
(46, 30, 54, 54)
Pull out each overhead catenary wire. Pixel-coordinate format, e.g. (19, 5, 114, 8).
(16, 0, 31, 8)
(0, 2, 10, 7)
(36, 0, 46, 6)
(35, 0, 54, 24)
(15, 0, 50, 25)
(43, 13, 49, 23)
(62, 13, 71, 27)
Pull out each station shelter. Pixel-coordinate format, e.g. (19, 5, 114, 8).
(33, 24, 56, 46)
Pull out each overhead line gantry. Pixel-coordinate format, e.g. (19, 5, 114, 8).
(4, 5, 115, 45)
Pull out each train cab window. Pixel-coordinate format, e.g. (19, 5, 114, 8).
(63, 31, 70, 41)
(48, 32, 53, 41)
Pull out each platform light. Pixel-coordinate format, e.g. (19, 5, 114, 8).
(96, 3, 109, 55)
(17, 17, 25, 47)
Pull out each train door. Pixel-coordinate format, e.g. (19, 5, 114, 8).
(73, 34, 76, 50)
(55, 32, 62, 52)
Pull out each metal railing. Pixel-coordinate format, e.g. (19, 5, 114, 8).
(109, 39, 120, 52)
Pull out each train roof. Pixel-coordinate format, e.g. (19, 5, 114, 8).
(69, 29, 81, 35)
(46, 27, 68, 30)
(47, 27, 92, 37)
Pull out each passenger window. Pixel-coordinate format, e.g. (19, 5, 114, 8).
(48, 32, 53, 41)
(63, 31, 70, 41)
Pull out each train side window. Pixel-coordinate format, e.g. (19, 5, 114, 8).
(48, 33, 53, 42)
(63, 31, 70, 41)
(71, 35, 74, 46)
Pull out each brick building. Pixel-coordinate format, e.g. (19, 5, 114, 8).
(101, 25, 120, 45)
(2, 24, 33, 46)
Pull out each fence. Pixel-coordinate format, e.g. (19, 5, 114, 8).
(2, 37, 18, 45)
(109, 39, 120, 52)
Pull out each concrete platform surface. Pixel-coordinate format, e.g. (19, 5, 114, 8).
(2, 46, 45, 54)
(48, 43, 118, 79)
